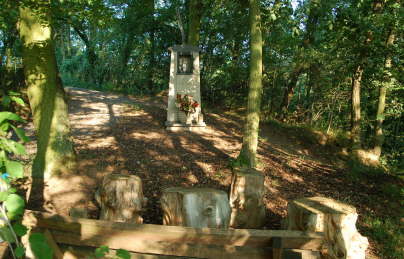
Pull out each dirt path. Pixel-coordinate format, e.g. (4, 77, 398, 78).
(23, 87, 396, 257)
(46, 88, 346, 225)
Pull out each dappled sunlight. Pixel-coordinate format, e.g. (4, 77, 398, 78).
(130, 131, 166, 140)
(25, 88, 374, 231)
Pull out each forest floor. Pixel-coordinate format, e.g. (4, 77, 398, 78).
(21, 87, 403, 258)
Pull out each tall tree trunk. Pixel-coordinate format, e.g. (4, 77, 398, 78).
(278, 0, 318, 116)
(19, 6, 76, 179)
(350, 0, 383, 152)
(176, 7, 186, 45)
(303, 64, 319, 123)
(350, 65, 363, 151)
(72, 22, 97, 85)
(65, 24, 72, 58)
(117, 34, 134, 89)
(279, 66, 303, 115)
(147, 0, 155, 88)
(188, 0, 202, 46)
(236, 0, 262, 168)
(373, 28, 395, 159)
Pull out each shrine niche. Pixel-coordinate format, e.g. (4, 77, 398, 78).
(166, 45, 206, 131)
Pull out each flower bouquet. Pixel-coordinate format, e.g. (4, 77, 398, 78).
(175, 94, 199, 114)
(175, 94, 199, 124)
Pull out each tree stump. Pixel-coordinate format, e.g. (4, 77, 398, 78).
(96, 174, 145, 223)
(286, 197, 368, 259)
(161, 187, 231, 228)
(229, 168, 266, 228)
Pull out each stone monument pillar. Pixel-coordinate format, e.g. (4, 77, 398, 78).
(166, 45, 206, 131)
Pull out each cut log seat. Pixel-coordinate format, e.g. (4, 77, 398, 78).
(287, 196, 368, 259)
(96, 173, 146, 223)
(161, 187, 231, 228)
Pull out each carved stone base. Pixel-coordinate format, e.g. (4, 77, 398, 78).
(229, 168, 266, 229)
(161, 187, 230, 228)
(165, 122, 206, 132)
(287, 197, 368, 259)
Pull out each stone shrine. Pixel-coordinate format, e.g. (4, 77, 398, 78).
(166, 45, 206, 131)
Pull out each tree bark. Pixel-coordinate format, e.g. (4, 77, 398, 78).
(350, 64, 363, 151)
(279, 66, 304, 115)
(71, 21, 98, 84)
(373, 28, 395, 159)
(229, 168, 265, 229)
(188, 0, 202, 46)
(19, 6, 76, 179)
(96, 174, 145, 223)
(350, 0, 384, 153)
(161, 187, 230, 228)
(146, 0, 155, 88)
(236, 0, 263, 168)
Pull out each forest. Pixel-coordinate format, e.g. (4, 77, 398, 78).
(0, 0, 403, 258)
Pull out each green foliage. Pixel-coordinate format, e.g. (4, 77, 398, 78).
(95, 245, 110, 258)
(14, 245, 25, 258)
(92, 245, 131, 259)
(29, 233, 53, 259)
(363, 216, 404, 259)
(116, 249, 131, 259)
(0, 91, 46, 259)
(4, 194, 25, 220)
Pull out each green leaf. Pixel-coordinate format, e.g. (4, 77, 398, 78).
(116, 249, 131, 259)
(0, 121, 10, 132)
(0, 191, 8, 201)
(2, 139, 26, 155)
(1, 95, 11, 107)
(29, 233, 53, 259)
(0, 112, 24, 125)
(7, 91, 20, 96)
(0, 226, 15, 243)
(13, 223, 28, 236)
(10, 96, 25, 106)
(8, 187, 16, 193)
(11, 126, 30, 142)
(13, 143, 26, 155)
(0, 150, 6, 162)
(95, 245, 109, 258)
(14, 245, 25, 258)
(5, 194, 25, 220)
(5, 160, 24, 178)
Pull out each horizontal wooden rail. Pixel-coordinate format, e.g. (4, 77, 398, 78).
(0, 242, 9, 259)
(23, 210, 324, 259)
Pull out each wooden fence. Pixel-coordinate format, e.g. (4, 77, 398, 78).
(14, 210, 325, 259)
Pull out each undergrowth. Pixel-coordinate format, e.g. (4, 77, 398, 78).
(264, 119, 403, 258)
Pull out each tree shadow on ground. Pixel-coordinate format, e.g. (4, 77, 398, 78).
(25, 88, 403, 239)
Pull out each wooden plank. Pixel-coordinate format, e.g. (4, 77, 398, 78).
(51, 230, 271, 259)
(23, 210, 324, 258)
(44, 229, 64, 259)
(0, 242, 9, 259)
(23, 210, 323, 250)
(272, 236, 323, 250)
(59, 243, 199, 259)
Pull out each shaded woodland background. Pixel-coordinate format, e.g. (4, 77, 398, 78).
(2, 0, 402, 168)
